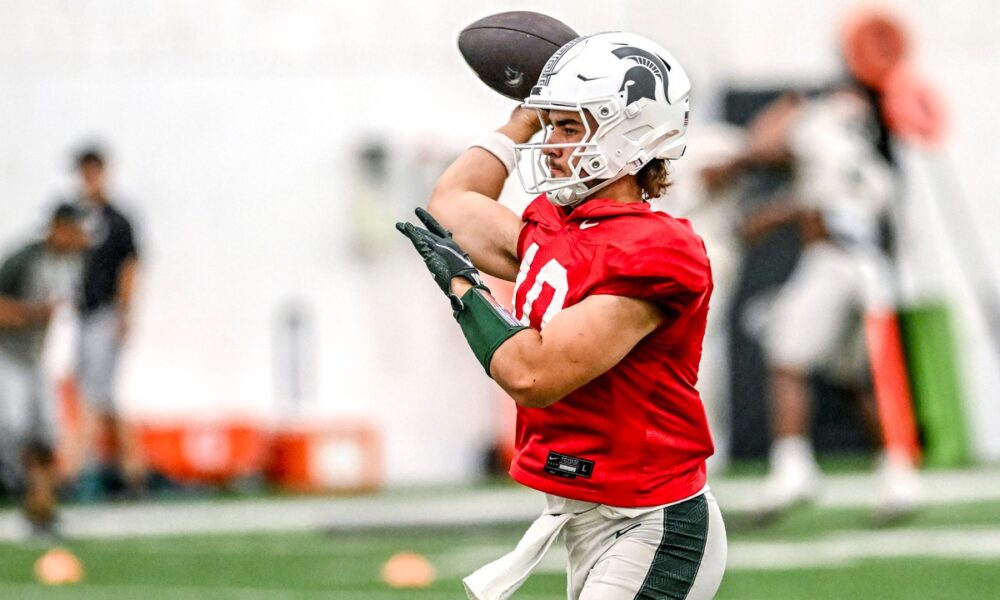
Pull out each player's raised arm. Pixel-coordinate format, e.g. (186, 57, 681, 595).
(426, 108, 541, 282)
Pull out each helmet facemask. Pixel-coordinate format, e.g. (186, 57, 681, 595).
(515, 98, 625, 206)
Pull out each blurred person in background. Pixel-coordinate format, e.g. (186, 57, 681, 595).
(70, 146, 145, 499)
(0, 203, 87, 537)
(399, 32, 726, 600)
(701, 81, 919, 522)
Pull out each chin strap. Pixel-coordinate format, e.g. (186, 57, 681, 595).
(551, 183, 590, 206)
(550, 169, 631, 206)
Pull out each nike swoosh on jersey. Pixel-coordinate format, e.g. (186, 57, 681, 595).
(579, 220, 599, 230)
(615, 523, 642, 538)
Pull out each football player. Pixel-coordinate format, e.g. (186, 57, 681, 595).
(0, 203, 87, 536)
(702, 10, 921, 524)
(71, 147, 145, 499)
(398, 32, 726, 600)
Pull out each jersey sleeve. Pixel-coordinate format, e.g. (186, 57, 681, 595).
(588, 228, 711, 315)
(116, 212, 140, 260)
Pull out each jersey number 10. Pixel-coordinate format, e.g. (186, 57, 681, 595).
(513, 243, 568, 329)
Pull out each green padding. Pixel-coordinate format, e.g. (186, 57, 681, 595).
(900, 302, 972, 467)
(457, 286, 529, 374)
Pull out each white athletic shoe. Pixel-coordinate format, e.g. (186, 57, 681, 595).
(759, 462, 820, 513)
(873, 452, 922, 525)
(757, 436, 821, 517)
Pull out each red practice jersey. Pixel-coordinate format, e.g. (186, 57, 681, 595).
(508, 194, 715, 507)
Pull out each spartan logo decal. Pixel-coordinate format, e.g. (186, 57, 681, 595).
(611, 46, 672, 105)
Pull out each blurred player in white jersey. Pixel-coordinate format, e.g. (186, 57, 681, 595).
(703, 85, 921, 521)
(0, 204, 87, 536)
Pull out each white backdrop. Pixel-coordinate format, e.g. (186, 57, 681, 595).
(2, 0, 998, 484)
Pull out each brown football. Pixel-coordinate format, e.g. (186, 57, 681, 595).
(458, 11, 578, 101)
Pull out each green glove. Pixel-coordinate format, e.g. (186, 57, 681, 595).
(396, 207, 528, 372)
(396, 208, 486, 313)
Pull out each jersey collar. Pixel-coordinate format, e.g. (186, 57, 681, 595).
(562, 198, 652, 221)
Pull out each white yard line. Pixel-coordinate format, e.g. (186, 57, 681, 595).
(726, 527, 1000, 569)
(438, 527, 1000, 577)
(0, 581, 429, 600)
(0, 489, 547, 541)
(714, 467, 1000, 512)
(1, 468, 999, 541)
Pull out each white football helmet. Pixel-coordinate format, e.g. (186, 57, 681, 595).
(515, 32, 691, 206)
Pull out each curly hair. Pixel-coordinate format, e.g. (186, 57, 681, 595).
(636, 158, 671, 200)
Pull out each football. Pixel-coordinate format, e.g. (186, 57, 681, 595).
(458, 11, 578, 101)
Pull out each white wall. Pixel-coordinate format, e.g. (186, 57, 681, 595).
(2, 1, 998, 484)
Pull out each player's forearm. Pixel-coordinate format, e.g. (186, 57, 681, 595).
(425, 113, 538, 281)
(116, 258, 138, 313)
(489, 334, 578, 409)
(449, 277, 641, 409)
(739, 200, 803, 242)
(0, 298, 26, 327)
(430, 148, 509, 208)
(424, 145, 518, 273)
(448, 277, 563, 407)
(430, 109, 540, 205)
(0, 298, 49, 328)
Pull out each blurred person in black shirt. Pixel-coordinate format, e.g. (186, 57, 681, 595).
(72, 146, 145, 498)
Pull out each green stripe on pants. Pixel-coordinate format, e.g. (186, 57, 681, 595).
(634, 494, 709, 600)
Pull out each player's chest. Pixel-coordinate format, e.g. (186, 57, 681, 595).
(512, 227, 607, 329)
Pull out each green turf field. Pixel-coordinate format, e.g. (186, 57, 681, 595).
(1, 497, 999, 599)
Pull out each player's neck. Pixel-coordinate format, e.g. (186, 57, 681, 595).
(593, 175, 644, 204)
(81, 188, 108, 205)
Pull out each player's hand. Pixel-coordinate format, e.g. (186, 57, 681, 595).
(511, 105, 544, 130)
(499, 106, 544, 144)
(396, 207, 486, 313)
